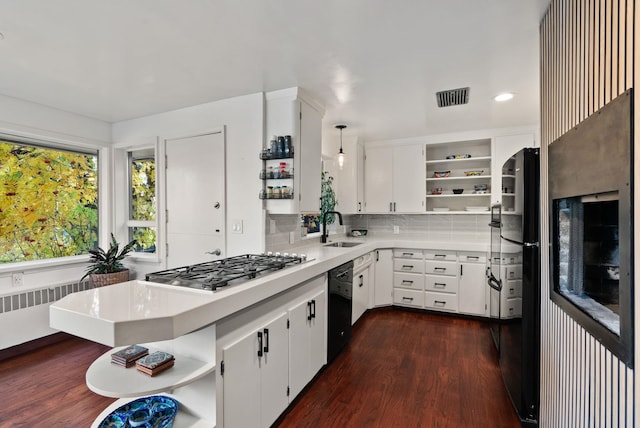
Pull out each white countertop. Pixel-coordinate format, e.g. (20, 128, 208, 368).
(50, 237, 488, 346)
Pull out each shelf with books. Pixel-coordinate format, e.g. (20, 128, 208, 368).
(87, 324, 216, 427)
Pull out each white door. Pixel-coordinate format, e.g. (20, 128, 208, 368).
(352, 269, 369, 324)
(165, 131, 225, 268)
(459, 262, 487, 316)
(259, 312, 289, 428)
(392, 144, 425, 212)
(364, 146, 393, 212)
(374, 250, 393, 306)
(288, 298, 311, 401)
(222, 329, 262, 428)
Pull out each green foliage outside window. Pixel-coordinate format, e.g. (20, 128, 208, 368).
(0, 141, 98, 263)
(130, 158, 156, 252)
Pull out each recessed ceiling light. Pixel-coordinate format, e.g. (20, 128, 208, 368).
(494, 92, 514, 102)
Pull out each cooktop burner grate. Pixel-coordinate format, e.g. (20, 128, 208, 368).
(145, 253, 305, 291)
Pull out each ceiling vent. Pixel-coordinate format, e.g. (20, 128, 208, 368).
(436, 87, 470, 108)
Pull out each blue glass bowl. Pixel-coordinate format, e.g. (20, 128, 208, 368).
(98, 396, 178, 428)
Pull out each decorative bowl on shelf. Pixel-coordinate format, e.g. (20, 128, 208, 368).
(431, 187, 443, 195)
(98, 395, 178, 428)
(473, 184, 488, 191)
(434, 171, 451, 178)
(452, 188, 464, 194)
(445, 154, 471, 159)
(464, 170, 484, 176)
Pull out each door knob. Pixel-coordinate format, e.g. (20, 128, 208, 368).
(214, 202, 221, 209)
(206, 249, 222, 256)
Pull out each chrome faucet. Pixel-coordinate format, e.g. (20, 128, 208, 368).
(321, 211, 343, 243)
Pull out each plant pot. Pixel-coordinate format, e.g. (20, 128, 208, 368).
(89, 269, 130, 287)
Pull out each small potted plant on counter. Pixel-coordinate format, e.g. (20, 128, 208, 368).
(81, 233, 137, 287)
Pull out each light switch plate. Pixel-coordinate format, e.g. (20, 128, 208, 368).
(12, 272, 23, 287)
(232, 219, 243, 234)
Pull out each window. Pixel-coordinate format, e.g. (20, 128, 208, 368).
(128, 148, 156, 253)
(0, 139, 98, 263)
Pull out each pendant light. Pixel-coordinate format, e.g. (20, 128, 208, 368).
(336, 124, 346, 169)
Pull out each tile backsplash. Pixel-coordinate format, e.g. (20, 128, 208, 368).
(265, 213, 490, 251)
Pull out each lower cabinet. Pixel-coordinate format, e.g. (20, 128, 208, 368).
(392, 248, 488, 316)
(352, 267, 370, 324)
(222, 312, 289, 428)
(218, 274, 327, 428)
(373, 249, 393, 307)
(458, 252, 488, 316)
(288, 288, 326, 400)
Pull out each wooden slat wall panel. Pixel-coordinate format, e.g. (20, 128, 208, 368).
(539, 0, 636, 426)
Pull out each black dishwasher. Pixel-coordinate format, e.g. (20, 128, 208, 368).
(327, 260, 354, 362)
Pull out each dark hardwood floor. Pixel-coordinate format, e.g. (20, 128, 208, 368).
(0, 308, 519, 427)
(0, 335, 114, 427)
(275, 308, 520, 428)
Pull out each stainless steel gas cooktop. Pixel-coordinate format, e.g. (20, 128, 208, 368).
(145, 253, 307, 291)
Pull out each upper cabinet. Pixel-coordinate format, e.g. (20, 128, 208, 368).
(364, 144, 425, 213)
(264, 88, 324, 214)
(333, 137, 365, 214)
(425, 139, 492, 213)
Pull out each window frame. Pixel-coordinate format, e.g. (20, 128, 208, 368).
(0, 132, 107, 273)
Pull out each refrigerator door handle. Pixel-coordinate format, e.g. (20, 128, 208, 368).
(524, 241, 539, 248)
(488, 273, 502, 291)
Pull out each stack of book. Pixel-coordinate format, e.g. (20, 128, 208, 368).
(135, 351, 175, 377)
(111, 345, 149, 368)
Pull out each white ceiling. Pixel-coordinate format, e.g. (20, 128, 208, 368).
(0, 0, 550, 142)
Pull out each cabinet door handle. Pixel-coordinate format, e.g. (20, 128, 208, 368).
(376, 250, 379, 262)
(434, 300, 447, 306)
(358, 202, 362, 212)
(263, 328, 269, 353)
(359, 275, 364, 287)
(460, 265, 463, 275)
(389, 202, 393, 212)
(393, 202, 397, 212)
(311, 299, 316, 318)
(434, 282, 446, 288)
(257, 331, 263, 357)
(402, 296, 414, 301)
(307, 301, 312, 321)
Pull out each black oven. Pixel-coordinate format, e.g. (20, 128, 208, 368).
(549, 89, 634, 367)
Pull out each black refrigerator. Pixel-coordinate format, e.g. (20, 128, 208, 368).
(487, 148, 540, 426)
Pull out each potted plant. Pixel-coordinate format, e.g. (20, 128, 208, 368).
(81, 233, 137, 287)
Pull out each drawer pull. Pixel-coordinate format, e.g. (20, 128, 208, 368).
(434, 254, 447, 258)
(402, 265, 415, 270)
(434, 300, 447, 306)
(401, 280, 414, 285)
(402, 252, 414, 256)
(402, 297, 414, 302)
(434, 267, 447, 272)
(467, 256, 479, 260)
(434, 282, 447, 288)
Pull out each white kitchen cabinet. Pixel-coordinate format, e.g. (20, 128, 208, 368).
(373, 249, 393, 307)
(289, 287, 326, 400)
(352, 267, 369, 324)
(264, 88, 324, 214)
(222, 312, 289, 428)
(458, 252, 488, 316)
(364, 144, 424, 213)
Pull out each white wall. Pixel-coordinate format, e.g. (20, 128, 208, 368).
(112, 92, 264, 277)
(0, 94, 112, 349)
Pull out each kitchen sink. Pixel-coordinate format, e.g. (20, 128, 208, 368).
(324, 241, 362, 248)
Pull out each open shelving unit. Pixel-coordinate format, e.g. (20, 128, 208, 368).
(425, 139, 492, 213)
(87, 324, 217, 428)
